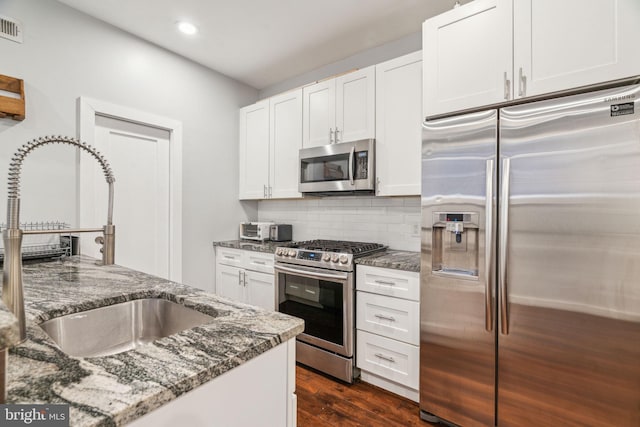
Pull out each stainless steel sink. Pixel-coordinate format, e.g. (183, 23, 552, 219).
(39, 298, 215, 357)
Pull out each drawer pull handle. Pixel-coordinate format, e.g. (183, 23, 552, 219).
(304, 289, 316, 295)
(253, 261, 266, 265)
(374, 314, 396, 322)
(374, 280, 395, 286)
(374, 353, 395, 363)
(223, 255, 236, 259)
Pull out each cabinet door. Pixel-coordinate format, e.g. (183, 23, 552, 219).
(245, 270, 275, 311)
(514, 0, 640, 98)
(215, 263, 244, 303)
(302, 80, 336, 148)
(243, 251, 274, 274)
(239, 100, 270, 199)
(422, 0, 513, 117)
(270, 90, 302, 199)
(336, 66, 376, 143)
(357, 291, 420, 345)
(375, 52, 422, 196)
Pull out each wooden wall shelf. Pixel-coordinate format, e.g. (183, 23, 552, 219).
(0, 74, 25, 121)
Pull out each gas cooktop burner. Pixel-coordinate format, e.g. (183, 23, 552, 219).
(289, 239, 386, 255)
(275, 239, 387, 272)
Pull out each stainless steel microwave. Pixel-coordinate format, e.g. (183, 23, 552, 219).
(298, 139, 375, 195)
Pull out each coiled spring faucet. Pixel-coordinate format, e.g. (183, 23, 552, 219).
(2, 135, 116, 343)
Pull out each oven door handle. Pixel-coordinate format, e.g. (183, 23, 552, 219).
(274, 264, 349, 281)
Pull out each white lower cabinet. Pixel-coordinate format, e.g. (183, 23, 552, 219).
(357, 330, 419, 390)
(215, 248, 275, 311)
(129, 339, 296, 427)
(356, 265, 420, 402)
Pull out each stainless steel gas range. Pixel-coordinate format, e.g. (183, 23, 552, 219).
(274, 240, 386, 382)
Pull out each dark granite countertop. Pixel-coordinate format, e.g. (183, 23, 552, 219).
(213, 240, 293, 254)
(2, 256, 304, 426)
(355, 249, 420, 272)
(0, 301, 20, 349)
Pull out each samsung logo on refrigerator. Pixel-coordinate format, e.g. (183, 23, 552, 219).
(604, 94, 636, 102)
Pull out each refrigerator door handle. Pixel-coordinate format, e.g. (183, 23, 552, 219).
(485, 159, 494, 332)
(499, 158, 510, 335)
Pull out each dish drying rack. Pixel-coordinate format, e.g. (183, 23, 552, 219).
(0, 221, 77, 262)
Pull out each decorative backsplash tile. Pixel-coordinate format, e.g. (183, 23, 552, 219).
(258, 196, 420, 251)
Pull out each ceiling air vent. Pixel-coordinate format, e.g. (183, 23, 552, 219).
(0, 15, 23, 43)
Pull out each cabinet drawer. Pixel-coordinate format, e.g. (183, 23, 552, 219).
(356, 330, 419, 390)
(244, 251, 274, 274)
(216, 248, 244, 268)
(356, 291, 419, 345)
(356, 265, 419, 301)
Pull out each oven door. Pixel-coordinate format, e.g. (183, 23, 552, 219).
(275, 263, 353, 357)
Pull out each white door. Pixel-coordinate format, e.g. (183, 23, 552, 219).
(422, 0, 513, 117)
(89, 115, 171, 279)
(245, 270, 275, 310)
(302, 79, 336, 147)
(239, 100, 270, 199)
(215, 264, 244, 303)
(270, 89, 302, 199)
(336, 66, 376, 143)
(513, 0, 640, 98)
(375, 52, 422, 196)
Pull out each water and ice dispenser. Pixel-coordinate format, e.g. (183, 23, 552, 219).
(431, 212, 479, 278)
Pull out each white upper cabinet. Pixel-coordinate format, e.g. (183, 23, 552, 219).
(270, 90, 302, 199)
(423, 0, 513, 118)
(375, 51, 423, 196)
(302, 79, 336, 147)
(513, 0, 640, 98)
(239, 89, 303, 200)
(335, 66, 376, 144)
(239, 100, 270, 199)
(303, 66, 375, 148)
(423, 0, 640, 117)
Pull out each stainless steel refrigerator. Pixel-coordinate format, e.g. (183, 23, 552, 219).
(420, 80, 640, 427)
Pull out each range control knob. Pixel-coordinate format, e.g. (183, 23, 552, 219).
(331, 253, 339, 263)
(276, 248, 283, 256)
(339, 254, 349, 264)
(288, 249, 297, 257)
(322, 253, 331, 262)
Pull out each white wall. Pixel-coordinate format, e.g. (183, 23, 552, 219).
(258, 32, 421, 99)
(0, 0, 258, 291)
(258, 197, 420, 252)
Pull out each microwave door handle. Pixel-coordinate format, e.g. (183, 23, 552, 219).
(349, 146, 355, 185)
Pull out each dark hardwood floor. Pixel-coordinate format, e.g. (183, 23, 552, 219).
(296, 364, 437, 426)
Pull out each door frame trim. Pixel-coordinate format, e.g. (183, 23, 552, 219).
(77, 96, 183, 282)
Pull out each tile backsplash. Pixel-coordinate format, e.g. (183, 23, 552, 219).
(258, 196, 421, 252)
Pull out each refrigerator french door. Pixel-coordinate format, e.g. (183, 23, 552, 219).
(420, 82, 640, 427)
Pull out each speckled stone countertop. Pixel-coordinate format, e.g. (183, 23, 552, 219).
(2, 256, 304, 427)
(355, 249, 420, 272)
(0, 301, 20, 349)
(213, 240, 293, 253)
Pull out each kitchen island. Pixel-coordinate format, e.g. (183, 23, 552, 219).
(1, 256, 304, 426)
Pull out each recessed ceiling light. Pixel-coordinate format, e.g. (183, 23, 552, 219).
(177, 21, 198, 35)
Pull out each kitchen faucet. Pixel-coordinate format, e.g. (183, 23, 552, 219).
(0, 135, 116, 402)
(2, 135, 116, 341)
